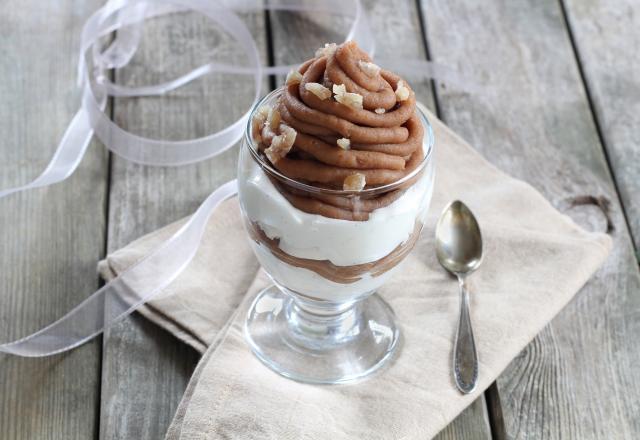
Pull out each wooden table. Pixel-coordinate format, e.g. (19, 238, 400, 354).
(1, 1, 638, 438)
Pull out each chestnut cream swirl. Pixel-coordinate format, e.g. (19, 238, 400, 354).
(251, 41, 424, 221)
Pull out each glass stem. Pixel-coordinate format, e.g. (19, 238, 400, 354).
(286, 294, 363, 348)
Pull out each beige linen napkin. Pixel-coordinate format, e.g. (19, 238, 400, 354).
(99, 109, 611, 439)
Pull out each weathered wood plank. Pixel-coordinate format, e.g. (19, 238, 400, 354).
(0, 1, 108, 439)
(420, 0, 640, 438)
(562, 0, 640, 252)
(269, 1, 492, 438)
(99, 11, 269, 440)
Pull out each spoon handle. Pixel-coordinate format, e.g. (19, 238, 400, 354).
(453, 277, 478, 394)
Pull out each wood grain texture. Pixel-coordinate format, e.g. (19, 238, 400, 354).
(99, 10, 269, 440)
(0, 1, 108, 439)
(562, 0, 640, 252)
(269, 1, 491, 438)
(419, 0, 640, 438)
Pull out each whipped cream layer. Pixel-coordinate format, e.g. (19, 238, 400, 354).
(239, 152, 434, 268)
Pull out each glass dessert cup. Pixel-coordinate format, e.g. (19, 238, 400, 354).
(238, 89, 435, 384)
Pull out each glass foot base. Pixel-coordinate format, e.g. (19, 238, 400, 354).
(244, 285, 400, 384)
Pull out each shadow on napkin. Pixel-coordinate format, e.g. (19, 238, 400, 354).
(98, 109, 611, 440)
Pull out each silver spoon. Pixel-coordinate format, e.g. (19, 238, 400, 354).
(435, 200, 482, 394)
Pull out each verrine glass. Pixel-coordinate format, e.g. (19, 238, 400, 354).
(238, 89, 435, 383)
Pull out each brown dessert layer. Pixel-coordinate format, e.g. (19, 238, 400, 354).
(248, 221, 423, 284)
(252, 41, 426, 221)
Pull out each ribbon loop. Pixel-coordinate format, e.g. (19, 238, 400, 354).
(1, 0, 472, 356)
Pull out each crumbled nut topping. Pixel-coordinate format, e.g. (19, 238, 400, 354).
(315, 43, 337, 58)
(395, 80, 410, 101)
(358, 60, 380, 77)
(305, 82, 332, 100)
(264, 149, 281, 165)
(257, 105, 271, 117)
(343, 173, 366, 191)
(333, 83, 364, 110)
(279, 124, 297, 146)
(337, 138, 351, 150)
(265, 123, 296, 164)
(333, 83, 347, 96)
(336, 92, 364, 110)
(251, 105, 270, 143)
(374, 108, 386, 114)
(285, 69, 303, 85)
(267, 107, 281, 131)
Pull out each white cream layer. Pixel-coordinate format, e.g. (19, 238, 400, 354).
(239, 156, 434, 267)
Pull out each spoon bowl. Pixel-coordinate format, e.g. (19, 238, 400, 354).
(435, 200, 483, 276)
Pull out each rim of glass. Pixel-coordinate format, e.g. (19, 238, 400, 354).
(243, 88, 435, 197)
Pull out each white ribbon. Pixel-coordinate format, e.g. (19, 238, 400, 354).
(0, 0, 464, 356)
(1, 180, 237, 356)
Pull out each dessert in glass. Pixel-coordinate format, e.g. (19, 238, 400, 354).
(238, 42, 435, 383)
